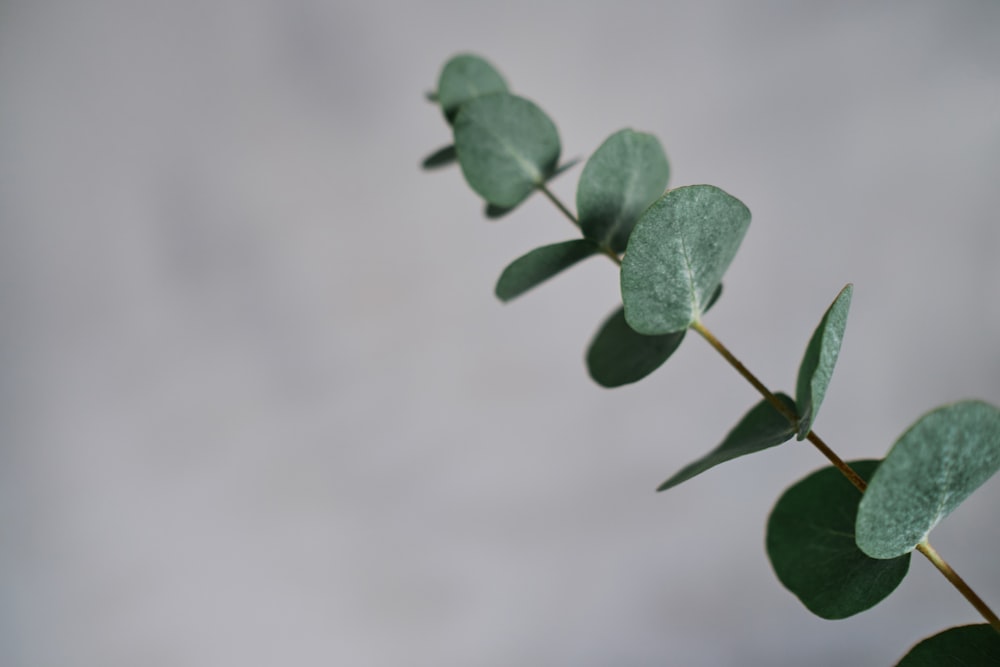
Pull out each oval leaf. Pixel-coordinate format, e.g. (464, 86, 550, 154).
(795, 284, 853, 439)
(856, 400, 1000, 559)
(620, 185, 750, 335)
(658, 394, 797, 491)
(436, 54, 508, 123)
(495, 240, 598, 302)
(454, 93, 561, 208)
(586, 307, 685, 388)
(896, 624, 1000, 666)
(767, 460, 911, 619)
(577, 129, 669, 254)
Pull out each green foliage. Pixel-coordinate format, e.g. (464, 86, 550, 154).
(795, 284, 852, 439)
(620, 185, 750, 335)
(856, 400, 1000, 559)
(895, 624, 1000, 666)
(577, 129, 669, 253)
(422, 53, 1000, 664)
(586, 307, 685, 388)
(767, 460, 911, 619)
(495, 239, 599, 302)
(453, 93, 560, 208)
(658, 394, 797, 491)
(436, 53, 508, 123)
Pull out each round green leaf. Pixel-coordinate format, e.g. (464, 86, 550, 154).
(577, 129, 669, 254)
(658, 394, 797, 491)
(586, 307, 685, 388)
(856, 400, 1000, 559)
(767, 460, 911, 619)
(620, 185, 750, 335)
(794, 284, 852, 439)
(436, 54, 508, 123)
(896, 624, 1000, 666)
(453, 93, 561, 208)
(495, 240, 599, 302)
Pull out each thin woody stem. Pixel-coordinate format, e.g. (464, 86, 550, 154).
(691, 318, 1000, 631)
(690, 319, 865, 491)
(917, 539, 1000, 634)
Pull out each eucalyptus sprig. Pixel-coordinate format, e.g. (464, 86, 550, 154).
(422, 53, 1000, 665)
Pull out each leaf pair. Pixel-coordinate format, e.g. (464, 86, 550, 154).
(767, 400, 1000, 622)
(655, 283, 853, 490)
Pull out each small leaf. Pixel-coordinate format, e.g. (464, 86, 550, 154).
(586, 307, 685, 388)
(495, 240, 599, 302)
(421, 144, 457, 170)
(485, 203, 515, 219)
(576, 129, 670, 253)
(551, 157, 581, 179)
(795, 284, 852, 439)
(855, 400, 1000, 559)
(620, 185, 751, 335)
(577, 129, 670, 254)
(895, 624, 1000, 666)
(658, 394, 797, 491)
(454, 93, 561, 208)
(436, 54, 508, 123)
(767, 460, 911, 619)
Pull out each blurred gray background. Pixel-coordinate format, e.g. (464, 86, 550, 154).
(2, 1, 999, 665)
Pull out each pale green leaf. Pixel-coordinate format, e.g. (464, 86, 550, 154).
(658, 394, 797, 491)
(767, 460, 910, 619)
(795, 284, 852, 439)
(620, 185, 750, 334)
(856, 400, 1000, 559)
(454, 93, 561, 208)
(577, 129, 669, 253)
(436, 54, 508, 123)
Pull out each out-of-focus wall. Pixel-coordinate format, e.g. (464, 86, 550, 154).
(1, 2, 999, 665)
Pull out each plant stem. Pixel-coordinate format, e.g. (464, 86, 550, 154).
(538, 183, 622, 266)
(690, 320, 865, 492)
(691, 318, 1000, 631)
(539, 183, 579, 228)
(916, 539, 1000, 634)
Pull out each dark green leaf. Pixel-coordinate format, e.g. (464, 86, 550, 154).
(586, 307, 685, 388)
(658, 394, 797, 491)
(856, 400, 1000, 559)
(795, 284, 852, 439)
(767, 460, 910, 619)
(495, 240, 599, 302)
(577, 129, 669, 253)
(421, 144, 457, 170)
(485, 203, 515, 219)
(454, 93, 561, 208)
(620, 185, 751, 334)
(896, 624, 1000, 666)
(436, 54, 508, 123)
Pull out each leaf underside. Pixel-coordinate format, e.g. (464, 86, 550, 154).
(658, 394, 797, 491)
(495, 239, 599, 302)
(855, 400, 1000, 559)
(795, 284, 853, 439)
(767, 460, 910, 619)
(621, 185, 750, 335)
(586, 307, 685, 388)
